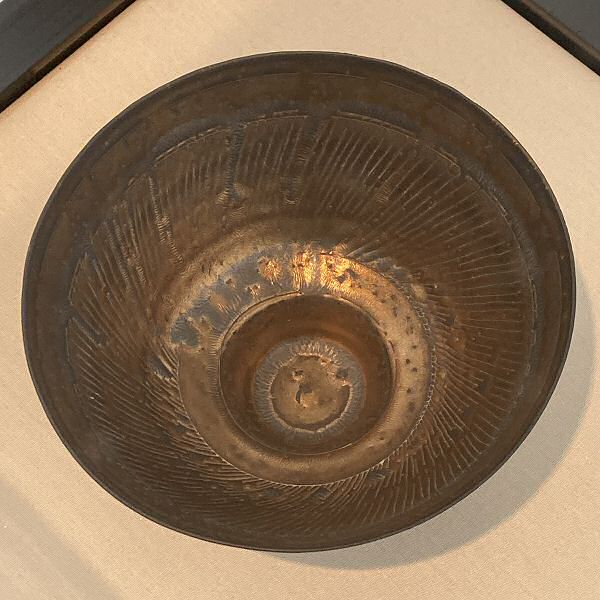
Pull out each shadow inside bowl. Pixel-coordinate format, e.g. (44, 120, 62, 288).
(271, 269, 592, 568)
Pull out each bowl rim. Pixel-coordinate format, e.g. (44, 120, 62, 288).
(21, 50, 576, 552)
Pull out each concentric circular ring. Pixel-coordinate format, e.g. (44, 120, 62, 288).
(253, 336, 365, 440)
(179, 246, 432, 485)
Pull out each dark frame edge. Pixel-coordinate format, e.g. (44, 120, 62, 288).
(0, 0, 136, 114)
(502, 0, 600, 76)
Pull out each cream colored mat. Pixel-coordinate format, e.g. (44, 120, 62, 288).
(0, 1, 598, 598)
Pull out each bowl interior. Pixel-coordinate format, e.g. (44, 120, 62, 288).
(23, 53, 574, 551)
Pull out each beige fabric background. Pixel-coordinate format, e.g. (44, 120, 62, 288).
(1, 0, 599, 598)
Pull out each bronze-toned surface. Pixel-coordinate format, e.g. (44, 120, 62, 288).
(22, 52, 575, 551)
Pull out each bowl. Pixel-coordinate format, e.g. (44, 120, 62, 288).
(23, 52, 575, 551)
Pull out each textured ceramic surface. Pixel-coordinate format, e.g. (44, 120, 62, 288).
(22, 53, 574, 551)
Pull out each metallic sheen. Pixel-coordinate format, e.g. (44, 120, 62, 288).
(22, 52, 575, 551)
